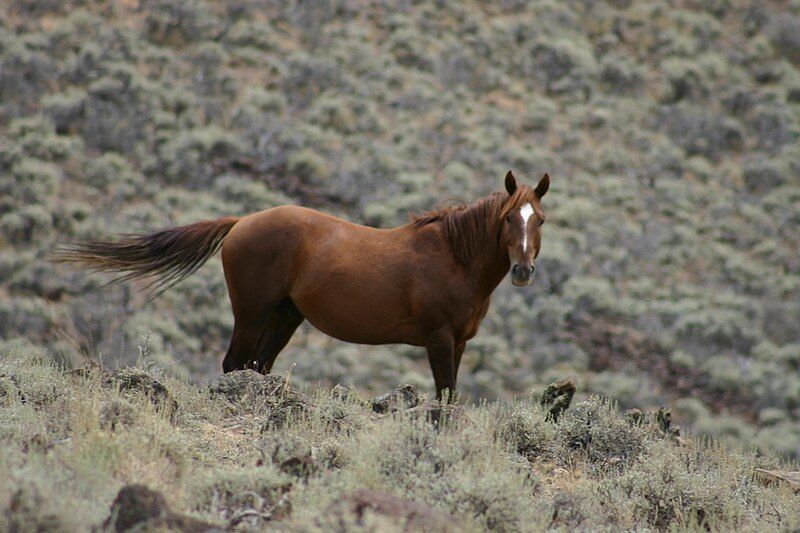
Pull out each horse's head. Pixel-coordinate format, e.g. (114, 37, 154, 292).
(501, 171, 549, 287)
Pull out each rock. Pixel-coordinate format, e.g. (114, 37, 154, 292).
(370, 384, 421, 414)
(104, 485, 169, 532)
(210, 370, 283, 403)
(329, 489, 456, 531)
(210, 370, 300, 403)
(279, 455, 318, 480)
(540, 377, 577, 422)
(754, 469, 800, 493)
(107, 369, 178, 419)
(103, 485, 223, 532)
(210, 370, 312, 427)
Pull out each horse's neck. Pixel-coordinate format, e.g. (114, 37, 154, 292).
(475, 247, 510, 296)
(469, 225, 510, 297)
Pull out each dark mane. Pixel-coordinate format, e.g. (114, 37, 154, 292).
(412, 185, 539, 265)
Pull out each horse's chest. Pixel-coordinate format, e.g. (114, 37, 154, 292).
(459, 298, 492, 341)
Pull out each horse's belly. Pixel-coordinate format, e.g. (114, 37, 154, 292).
(290, 283, 419, 346)
(307, 314, 416, 345)
(301, 304, 418, 345)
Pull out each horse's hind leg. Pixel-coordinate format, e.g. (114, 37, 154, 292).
(252, 298, 305, 373)
(222, 317, 267, 373)
(222, 298, 304, 374)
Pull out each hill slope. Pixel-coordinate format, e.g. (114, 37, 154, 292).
(1, 0, 799, 458)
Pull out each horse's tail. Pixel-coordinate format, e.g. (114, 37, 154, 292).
(54, 216, 239, 298)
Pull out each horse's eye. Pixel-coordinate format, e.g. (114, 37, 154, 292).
(539, 219, 545, 226)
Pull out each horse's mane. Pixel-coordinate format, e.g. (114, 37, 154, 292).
(411, 185, 539, 265)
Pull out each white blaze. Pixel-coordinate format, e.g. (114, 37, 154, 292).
(520, 203, 534, 253)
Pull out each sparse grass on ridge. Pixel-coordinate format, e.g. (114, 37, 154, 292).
(1, 352, 798, 532)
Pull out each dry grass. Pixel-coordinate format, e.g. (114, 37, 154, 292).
(1, 352, 798, 532)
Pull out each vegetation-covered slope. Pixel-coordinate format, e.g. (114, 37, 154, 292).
(1, 0, 799, 459)
(1, 354, 799, 531)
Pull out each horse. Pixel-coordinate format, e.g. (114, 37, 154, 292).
(57, 171, 550, 399)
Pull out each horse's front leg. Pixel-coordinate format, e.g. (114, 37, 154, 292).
(425, 329, 457, 402)
(453, 340, 466, 382)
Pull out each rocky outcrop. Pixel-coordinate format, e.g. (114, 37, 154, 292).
(103, 485, 223, 532)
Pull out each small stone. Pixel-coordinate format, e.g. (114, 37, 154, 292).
(370, 384, 421, 414)
(754, 469, 800, 493)
(104, 484, 170, 532)
(211, 370, 296, 403)
(280, 455, 318, 480)
(107, 369, 178, 419)
(103, 485, 223, 532)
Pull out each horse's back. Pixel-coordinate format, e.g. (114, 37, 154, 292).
(222, 205, 429, 343)
(227, 205, 386, 244)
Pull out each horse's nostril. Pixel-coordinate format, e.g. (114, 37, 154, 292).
(530, 264, 535, 275)
(512, 264, 533, 278)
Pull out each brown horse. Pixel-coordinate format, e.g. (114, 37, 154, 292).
(57, 171, 549, 399)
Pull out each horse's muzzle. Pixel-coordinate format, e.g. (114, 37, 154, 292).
(511, 264, 534, 287)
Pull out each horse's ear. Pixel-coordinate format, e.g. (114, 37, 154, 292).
(505, 171, 517, 195)
(535, 173, 550, 199)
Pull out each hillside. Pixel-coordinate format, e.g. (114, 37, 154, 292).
(1, 0, 799, 463)
(1, 354, 799, 531)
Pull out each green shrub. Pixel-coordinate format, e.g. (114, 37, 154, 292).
(82, 66, 156, 153)
(529, 37, 597, 98)
(387, 27, 435, 72)
(495, 400, 555, 460)
(42, 89, 88, 135)
(0, 32, 56, 118)
(556, 397, 647, 471)
(84, 153, 147, 199)
(767, 15, 800, 63)
(350, 414, 538, 530)
(609, 441, 747, 529)
(281, 52, 349, 109)
(144, 0, 219, 45)
(660, 105, 744, 161)
(158, 127, 244, 186)
(599, 53, 644, 94)
(749, 102, 796, 153)
(191, 466, 291, 526)
(286, 148, 331, 185)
